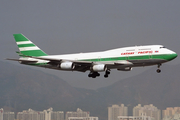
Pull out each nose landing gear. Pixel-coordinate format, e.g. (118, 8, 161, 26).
(156, 64, 161, 73)
(156, 69, 161, 73)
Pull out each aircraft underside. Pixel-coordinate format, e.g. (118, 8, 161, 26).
(25, 58, 167, 78)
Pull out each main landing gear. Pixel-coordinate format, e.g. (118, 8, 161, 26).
(156, 64, 161, 73)
(104, 70, 110, 78)
(88, 72, 100, 78)
(88, 70, 111, 78)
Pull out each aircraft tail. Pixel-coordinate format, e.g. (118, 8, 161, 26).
(13, 34, 48, 57)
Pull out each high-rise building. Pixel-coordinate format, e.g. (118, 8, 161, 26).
(51, 111, 64, 120)
(38, 111, 45, 120)
(66, 108, 90, 120)
(133, 104, 161, 120)
(43, 108, 52, 120)
(17, 109, 39, 120)
(0, 108, 3, 120)
(118, 115, 154, 120)
(17, 108, 53, 120)
(162, 107, 180, 120)
(68, 116, 98, 120)
(3, 112, 15, 120)
(108, 104, 128, 120)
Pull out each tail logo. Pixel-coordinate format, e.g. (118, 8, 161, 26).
(13, 34, 47, 57)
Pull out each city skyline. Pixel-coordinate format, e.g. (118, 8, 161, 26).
(1, 104, 180, 120)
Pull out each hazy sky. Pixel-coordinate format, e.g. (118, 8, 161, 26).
(1, 1, 180, 89)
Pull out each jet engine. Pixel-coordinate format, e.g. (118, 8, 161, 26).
(92, 64, 107, 72)
(60, 62, 75, 70)
(117, 67, 132, 71)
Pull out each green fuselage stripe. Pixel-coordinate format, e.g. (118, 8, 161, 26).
(80, 54, 177, 62)
(24, 54, 177, 67)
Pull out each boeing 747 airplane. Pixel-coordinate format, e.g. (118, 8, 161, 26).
(7, 34, 178, 78)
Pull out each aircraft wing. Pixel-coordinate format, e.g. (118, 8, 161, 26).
(23, 56, 93, 72)
(31, 56, 133, 71)
(31, 56, 93, 65)
(7, 56, 133, 72)
(6, 58, 38, 63)
(30, 56, 133, 65)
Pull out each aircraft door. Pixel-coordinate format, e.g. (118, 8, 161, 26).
(149, 50, 153, 59)
(126, 54, 129, 60)
(98, 56, 101, 62)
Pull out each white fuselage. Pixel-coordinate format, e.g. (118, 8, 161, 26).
(39, 45, 175, 61)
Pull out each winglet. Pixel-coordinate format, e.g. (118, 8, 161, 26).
(13, 34, 48, 57)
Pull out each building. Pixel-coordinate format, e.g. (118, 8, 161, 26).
(0, 108, 3, 120)
(108, 104, 128, 120)
(43, 108, 52, 120)
(66, 108, 98, 120)
(133, 104, 161, 120)
(38, 111, 45, 120)
(51, 111, 64, 120)
(66, 108, 90, 120)
(17, 109, 39, 120)
(0, 108, 15, 120)
(68, 117, 98, 120)
(17, 108, 54, 120)
(162, 107, 180, 120)
(163, 113, 180, 120)
(3, 112, 15, 120)
(118, 115, 154, 120)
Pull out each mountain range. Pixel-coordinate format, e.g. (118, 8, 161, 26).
(0, 61, 180, 120)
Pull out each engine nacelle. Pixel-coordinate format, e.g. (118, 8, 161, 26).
(60, 62, 75, 70)
(92, 64, 106, 72)
(117, 67, 132, 71)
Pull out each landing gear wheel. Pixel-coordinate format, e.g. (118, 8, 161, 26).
(88, 74, 92, 77)
(156, 64, 162, 73)
(88, 72, 100, 78)
(104, 74, 108, 78)
(104, 70, 110, 78)
(92, 75, 96, 78)
(96, 72, 100, 77)
(156, 69, 161, 73)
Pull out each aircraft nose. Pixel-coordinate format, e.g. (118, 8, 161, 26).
(164, 49, 178, 61)
(173, 53, 178, 59)
(169, 52, 178, 61)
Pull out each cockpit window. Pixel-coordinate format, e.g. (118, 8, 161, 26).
(160, 46, 166, 49)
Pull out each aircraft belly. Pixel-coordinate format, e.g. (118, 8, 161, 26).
(129, 59, 167, 67)
(21, 58, 168, 72)
(106, 59, 167, 69)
